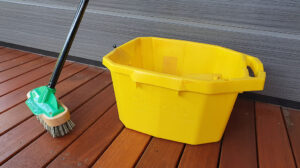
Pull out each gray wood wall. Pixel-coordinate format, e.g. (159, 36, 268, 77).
(0, 0, 300, 102)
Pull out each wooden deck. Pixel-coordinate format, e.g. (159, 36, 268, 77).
(0, 47, 299, 168)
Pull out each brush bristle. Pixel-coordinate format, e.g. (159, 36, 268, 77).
(36, 116, 75, 138)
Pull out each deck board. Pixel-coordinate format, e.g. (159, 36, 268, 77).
(0, 63, 85, 113)
(256, 102, 296, 168)
(0, 50, 29, 63)
(136, 138, 184, 168)
(0, 69, 111, 166)
(219, 99, 258, 168)
(0, 48, 15, 55)
(48, 105, 124, 168)
(0, 56, 55, 83)
(0, 64, 94, 164)
(93, 128, 151, 168)
(0, 67, 102, 135)
(0, 61, 58, 96)
(178, 143, 220, 168)
(0, 54, 39, 72)
(2, 85, 115, 168)
(0, 47, 299, 167)
(283, 108, 300, 167)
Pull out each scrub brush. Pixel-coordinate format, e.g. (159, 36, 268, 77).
(25, 0, 89, 137)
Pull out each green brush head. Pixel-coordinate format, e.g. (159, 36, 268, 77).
(26, 86, 75, 138)
(26, 86, 65, 117)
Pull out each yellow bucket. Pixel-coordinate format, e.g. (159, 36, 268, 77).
(103, 37, 266, 145)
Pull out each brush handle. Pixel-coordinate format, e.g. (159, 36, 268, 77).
(48, 0, 89, 89)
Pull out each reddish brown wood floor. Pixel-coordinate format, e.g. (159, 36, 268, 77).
(0, 47, 299, 168)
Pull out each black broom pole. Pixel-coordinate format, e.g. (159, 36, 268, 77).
(48, 0, 89, 89)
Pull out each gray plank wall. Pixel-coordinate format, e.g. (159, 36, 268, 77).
(0, 0, 300, 102)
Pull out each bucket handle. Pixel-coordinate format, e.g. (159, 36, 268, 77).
(245, 55, 265, 79)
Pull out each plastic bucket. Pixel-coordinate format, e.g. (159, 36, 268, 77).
(103, 37, 265, 144)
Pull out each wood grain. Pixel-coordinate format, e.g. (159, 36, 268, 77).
(0, 61, 58, 96)
(256, 102, 296, 168)
(178, 143, 220, 168)
(93, 128, 151, 168)
(136, 138, 184, 168)
(0, 50, 29, 63)
(0, 56, 55, 83)
(0, 48, 14, 55)
(48, 105, 123, 168)
(58, 71, 112, 111)
(1, 85, 115, 167)
(0, 67, 102, 135)
(0, 63, 86, 113)
(0, 54, 38, 72)
(54, 67, 103, 97)
(0, 65, 97, 164)
(0, 116, 45, 165)
(283, 108, 300, 167)
(219, 98, 257, 168)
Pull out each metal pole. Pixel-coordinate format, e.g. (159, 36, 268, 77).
(48, 0, 89, 89)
